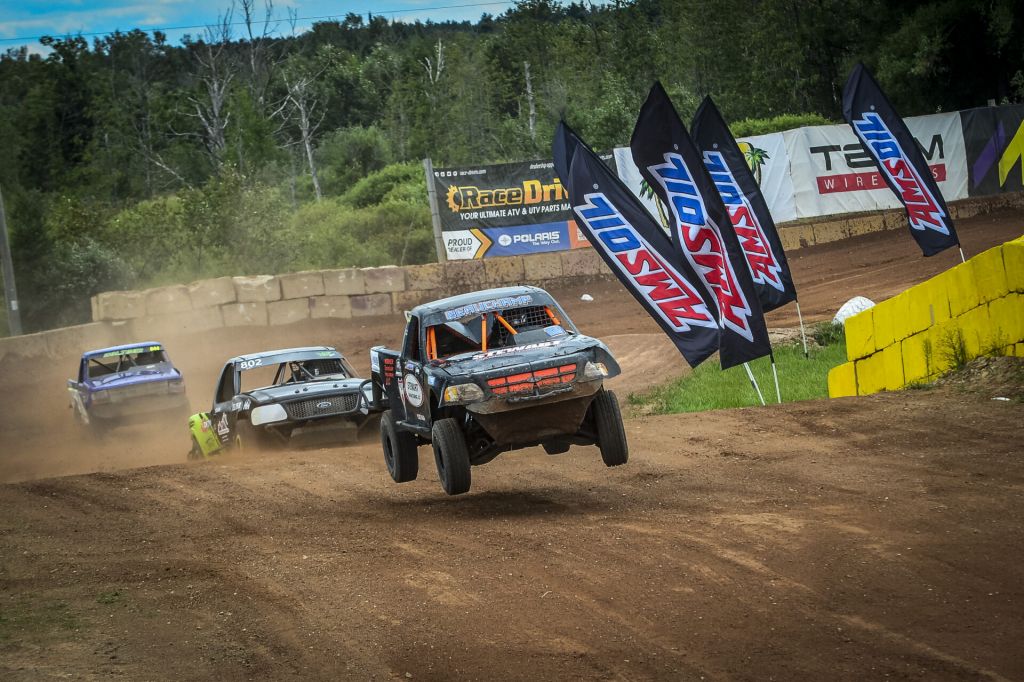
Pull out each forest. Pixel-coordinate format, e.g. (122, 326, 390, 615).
(0, 0, 1021, 332)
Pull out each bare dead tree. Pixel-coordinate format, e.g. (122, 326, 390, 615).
(281, 70, 325, 200)
(523, 61, 537, 147)
(187, 10, 235, 168)
(240, 0, 279, 109)
(421, 39, 445, 88)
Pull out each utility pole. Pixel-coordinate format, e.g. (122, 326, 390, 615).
(423, 158, 447, 263)
(0, 185, 23, 336)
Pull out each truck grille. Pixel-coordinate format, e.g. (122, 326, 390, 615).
(285, 393, 359, 420)
(487, 363, 576, 396)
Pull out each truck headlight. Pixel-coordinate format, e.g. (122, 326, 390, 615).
(251, 404, 287, 425)
(583, 361, 609, 380)
(443, 383, 484, 405)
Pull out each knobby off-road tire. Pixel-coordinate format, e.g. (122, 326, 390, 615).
(381, 410, 418, 483)
(593, 389, 628, 467)
(234, 419, 271, 454)
(188, 436, 203, 461)
(431, 418, 471, 496)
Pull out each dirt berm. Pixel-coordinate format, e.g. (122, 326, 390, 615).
(0, 211, 1022, 680)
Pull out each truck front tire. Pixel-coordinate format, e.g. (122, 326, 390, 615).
(431, 418, 471, 495)
(381, 410, 418, 483)
(593, 389, 628, 467)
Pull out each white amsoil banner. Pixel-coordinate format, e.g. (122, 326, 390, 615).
(784, 111, 968, 219)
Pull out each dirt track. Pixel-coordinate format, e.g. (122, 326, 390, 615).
(1, 211, 1023, 679)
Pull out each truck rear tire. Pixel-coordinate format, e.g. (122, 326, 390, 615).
(593, 389, 628, 467)
(234, 419, 271, 453)
(431, 418, 471, 495)
(381, 410, 418, 483)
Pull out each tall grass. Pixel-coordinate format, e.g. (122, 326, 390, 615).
(628, 340, 847, 414)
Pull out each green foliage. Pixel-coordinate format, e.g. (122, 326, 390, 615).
(731, 113, 837, 138)
(0, 0, 1020, 332)
(628, 340, 847, 414)
(939, 328, 969, 371)
(810, 320, 845, 347)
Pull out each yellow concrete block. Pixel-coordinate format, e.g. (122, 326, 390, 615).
(988, 293, 1024, 345)
(957, 304, 991, 358)
(971, 245, 1008, 303)
(854, 352, 887, 395)
(1016, 343, 1024, 358)
(844, 308, 875, 361)
(1004, 241, 1024, 293)
(927, 320, 961, 376)
(890, 291, 915, 343)
(946, 261, 980, 316)
(909, 275, 950, 330)
(873, 298, 896, 351)
(901, 332, 931, 385)
(881, 343, 906, 391)
(827, 362, 858, 398)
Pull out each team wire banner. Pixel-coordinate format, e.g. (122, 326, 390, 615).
(960, 104, 1024, 197)
(432, 157, 612, 259)
(784, 111, 968, 219)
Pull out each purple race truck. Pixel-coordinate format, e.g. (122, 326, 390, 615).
(67, 342, 189, 435)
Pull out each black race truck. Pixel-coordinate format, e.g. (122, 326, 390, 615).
(369, 285, 628, 495)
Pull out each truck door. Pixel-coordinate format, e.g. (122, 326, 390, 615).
(210, 362, 240, 445)
(398, 314, 430, 430)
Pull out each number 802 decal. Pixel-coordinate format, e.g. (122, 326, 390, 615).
(239, 358, 263, 370)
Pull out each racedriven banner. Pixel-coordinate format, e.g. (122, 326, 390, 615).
(960, 104, 1024, 197)
(432, 157, 611, 259)
(630, 82, 772, 370)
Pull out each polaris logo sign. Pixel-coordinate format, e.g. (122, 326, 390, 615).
(498, 231, 561, 247)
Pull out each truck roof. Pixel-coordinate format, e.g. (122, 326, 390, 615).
(83, 341, 164, 358)
(227, 346, 343, 365)
(411, 285, 553, 320)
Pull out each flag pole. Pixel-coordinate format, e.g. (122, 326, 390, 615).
(743, 362, 766, 406)
(795, 300, 809, 358)
(770, 355, 782, 403)
(958, 246, 966, 264)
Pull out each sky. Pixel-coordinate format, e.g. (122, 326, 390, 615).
(0, 0, 522, 54)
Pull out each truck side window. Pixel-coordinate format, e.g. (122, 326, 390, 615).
(403, 316, 421, 362)
(215, 366, 235, 404)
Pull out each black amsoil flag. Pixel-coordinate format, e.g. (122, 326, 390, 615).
(692, 96, 798, 312)
(630, 82, 772, 370)
(842, 63, 959, 256)
(553, 123, 721, 368)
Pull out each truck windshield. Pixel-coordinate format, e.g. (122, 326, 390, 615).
(87, 349, 169, 378)
(427, 303, 571, 360)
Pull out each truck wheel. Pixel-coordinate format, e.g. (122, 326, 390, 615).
(593, 389, 628, 467)
(234, 419, 269, 453)
(381, 410, 418, 483)
(188, 435, 204, 461)
(431, 418, 471, 495)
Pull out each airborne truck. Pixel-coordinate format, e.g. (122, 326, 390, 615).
(370, 286, 628, 495)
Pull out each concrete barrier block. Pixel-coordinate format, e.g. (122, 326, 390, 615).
(988, 294, 1024, 346)
(844, 308, 875, 361)
(393, 290, 441, 312)
(133, 307, 223, 339)
(444, 260, 485, 291)
(827, 362, 857, 398)
(1005, 241, 1024, 293)
(561, 248, 603, 277)
(854, 352, 885, 395)
(222, 301, 268, 327)
(812, 220, 845, 245)
(311, 295, 353, 320)
(362, 265, 406, 294)
(957, 303, 991, 358)
(279, 271, 325, 299)
(405, 263, 445, 291)
(946, 261, 980, 316)
(901, 332, 931, 385)
(323, 268, 366, 296)
(872, 298, 896, 352)
(45, 322, 120, 359)
(188, 276, 236, 309)
(523, 252, 563, 281)
(95, 290, 146, 320)
(484, 257, 525, 285)
(881, 343, 905, 391)
(146, 285, 192, 316)
(267, 298, 311, 326)
(90, 295, 100, 322)
(971, 245, 1008, 303)
(778, 226, 802, 252)
(351, 293, 393, 318)
(234, 275, 281, 302)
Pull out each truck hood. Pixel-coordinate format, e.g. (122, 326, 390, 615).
(436, 334, 619, 379)
(246, 378, 366, 403)
(86, 364, 181, 390)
